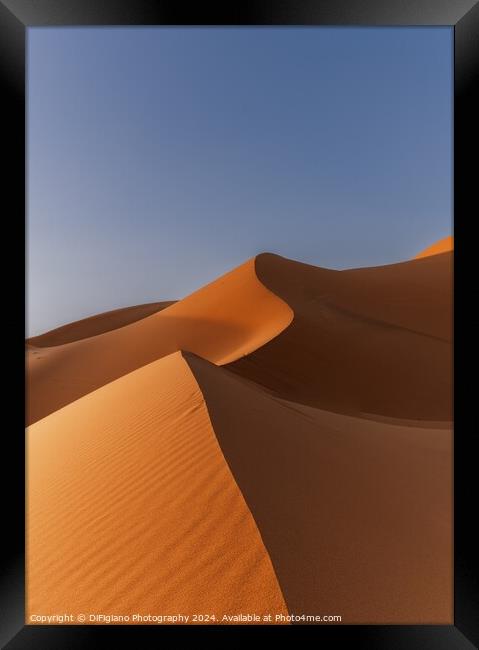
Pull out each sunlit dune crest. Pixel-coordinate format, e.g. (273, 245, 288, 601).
(415, 235, 453, 259)
(26, 258, 293, 425)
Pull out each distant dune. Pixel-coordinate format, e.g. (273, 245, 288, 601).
(415, 235, 453, 259)
(28, 301, 175, 347)
(27, 243, 453, 624)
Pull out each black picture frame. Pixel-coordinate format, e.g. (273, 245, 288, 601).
(2, 1, 478, 648)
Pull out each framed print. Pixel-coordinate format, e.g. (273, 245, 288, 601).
(1, 1, 478, 648)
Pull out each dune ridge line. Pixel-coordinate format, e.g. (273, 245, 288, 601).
(26, 257, 294, 425)
(185, 351, 452, 624)
(27, 350, 289, 623)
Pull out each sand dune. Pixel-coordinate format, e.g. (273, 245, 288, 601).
(27, 252, 452, 425)
(27, 351, 288, 622)
(228, 252, 452, 420)
(27, 245, 453, 624)
(186, 353, 452, 624)
(28, 301, 176, 347)
(26, 258, 293, 425)
(415, 235, 453, 259)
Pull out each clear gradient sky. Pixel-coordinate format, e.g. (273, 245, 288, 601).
(27, 27, 452, 336)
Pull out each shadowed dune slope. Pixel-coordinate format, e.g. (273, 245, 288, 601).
(28, 301, 176, 347)
(227, 252, 452, 420)
(415, 235, 453, 259)
(27, 351, 288, 622)
(26, 258, 293, 425)
(185, 353, 452, 624)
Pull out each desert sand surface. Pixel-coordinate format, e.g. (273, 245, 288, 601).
(228, 252, 452, 420)
(415, 235, 453, 259)
(28, 301, 176, 347)
(26, 258, 293, 425)
(27, 240, 452, 624)
(27, 352, 288, 622)
(186, 353, 452, 623)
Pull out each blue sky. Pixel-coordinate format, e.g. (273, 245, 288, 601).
(27, 27, 452, 336)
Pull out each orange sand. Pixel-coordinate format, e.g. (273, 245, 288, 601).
(187, 353, 452, 624)
(415, 235, 453, 259)
(26, 246, 453, 624)
(26, 258, 293, 424)
(27, 351, 288, 622)
(28, 301, 175, 347)
(228, 252, 452, 420)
